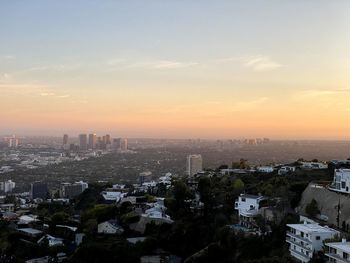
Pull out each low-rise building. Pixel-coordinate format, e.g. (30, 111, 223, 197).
(234, 194, 267, 229)
(286, 221, 339, 262)
(37, 234, 64, 247)
(256, 166, 274, 173)
(325, 238, 350, 263)
(98, 220, 124, 234)
(330, 169, 350, 194)
(278, 166, 296, 175)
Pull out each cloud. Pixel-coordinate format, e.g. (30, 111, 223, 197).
(243, 55, 282, 71)
(0, 55, 15, 61)
(294, 88, 350, 100)
(56, 94, 70, 98)
(231, 97, 269, 111)
(106, 58, 199, 71)
(40, 92, 55, 97)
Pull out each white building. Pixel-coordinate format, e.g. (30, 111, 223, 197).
(37, 234, 64, 247)
(256, 166, 274, 173)
(278, 166, 296, 175)
(98, 220, 124, 234)
(301, 162, 327, 170)
(7, 136, 19, 148)
(234, 194, 267, 228)
(0, 180, 15, 193)
(186, 154, 203, 177)
(286, 221, 339, 262)
(75, 181, 89, 191)
(330, 169, 350, 194)
(101, 191, 125, 203)
(325, 239, 350, 263)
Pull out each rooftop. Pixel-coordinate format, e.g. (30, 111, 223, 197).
(287, 223, 338, 234)
(326, 241, 350, 254)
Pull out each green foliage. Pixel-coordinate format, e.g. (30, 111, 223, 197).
(81, 204, 119, 225)
(232, 179, 244, 192)
(51, 211, 70, 225)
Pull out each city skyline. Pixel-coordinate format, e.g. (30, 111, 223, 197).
(1, 1, 350, 139)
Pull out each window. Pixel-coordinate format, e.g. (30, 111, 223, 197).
(342, 181, 346, 188)
(316, 236, 320, 240)
(344, 252, 348, 259)
(241, 198, 246, 202)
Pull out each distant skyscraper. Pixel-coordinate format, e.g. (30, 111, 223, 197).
(186, 154, 203, 176)
(79, 134, 88, 150)
(113, 138, 121, 150)
(121, 138, 128, 151)
(105, 134, 111, 144)
(7, 135, 19, 148)
(88, 133, 97, 149)
(63, 134, 69, 145)
(3, 180, 15, 193)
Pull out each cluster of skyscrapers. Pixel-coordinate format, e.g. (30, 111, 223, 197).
(4, 135, 19, 148)
(62, 133, 127, 151)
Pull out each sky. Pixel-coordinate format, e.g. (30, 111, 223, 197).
(1, 0, 350, 139)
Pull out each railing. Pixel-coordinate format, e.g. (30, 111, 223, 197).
(286, 231, 312, 244)
(325, 252, 350, 263)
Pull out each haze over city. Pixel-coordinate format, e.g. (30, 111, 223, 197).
(1, 1, 350, 139)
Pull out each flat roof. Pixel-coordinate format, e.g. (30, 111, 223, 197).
(240, 194, 266, 200)
(326, 242, 350, 254)
(19, 228, 43, 235)
(287, 223, 338, 234)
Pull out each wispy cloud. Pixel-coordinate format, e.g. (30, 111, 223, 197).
(243, 55, 282, 72)
(214, 55, 282, 72)
(0, 82, 70, 99)
(294, 88, 350, 100)
(106, 58, 199, 71)
(0, 55, 15, 61)
(230, 97, 269, 111)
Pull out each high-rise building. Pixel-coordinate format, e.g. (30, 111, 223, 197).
(88, 133, 97, 149)
(63, 134, 69, 145)
(105, 134, 111, 145)
(121, 138, 128, 151)
(112, 138, 121, 150)
(30, 182, 48, 199)
(4, 180, 15, 193)
(7, 135, 19, 148)
(79, 134, 88, 150)
(186, 154, 203, 176)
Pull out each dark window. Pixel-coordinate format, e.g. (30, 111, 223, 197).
(316, 236, 320, 240)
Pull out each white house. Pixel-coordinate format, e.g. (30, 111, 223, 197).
(286, 221, 339, 262)
(256, 166, 274, 173)
(97, 220, 124, 234)
(37, 234, 64, 247)
(301, 162, 327, 170)
(325, 239, 350, 263)
(234, 194, 267, 228)
(330, 169, 350, 194)
(278, 166, 296, 175)
(101, 191, 125, 203)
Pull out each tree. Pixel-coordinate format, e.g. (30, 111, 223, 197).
(305, 199, 320, 218)
(232, 179, 244, 192)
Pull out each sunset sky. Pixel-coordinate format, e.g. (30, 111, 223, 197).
(1, 1, 350, 139)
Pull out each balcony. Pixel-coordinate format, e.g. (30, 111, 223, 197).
(286, 231, 312, 245)
(286, 237, 312, 252)
(325, 252, 350, 263)
(289, 248, 310, 262)
(239, 208, 259, 217)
